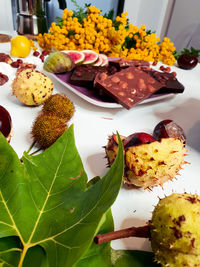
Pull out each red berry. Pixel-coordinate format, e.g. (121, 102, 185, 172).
(171, 71, 177, 77)
(17, 59, 23, 64)
(164, 67, 171, 73)
(40, 55, 45, 62)
(42, 50, 49, 56)
(153, 120, 186, 142)
(0, 105, 12, 140)
(152, 61, 158, 66)
(11, 61, 20, 68)
(123, 132, 155, 148)
(33, 51, 40, 57)
(159, 65, 165, 71)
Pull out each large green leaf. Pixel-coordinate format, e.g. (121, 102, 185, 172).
(0, 125, 124, 266)
(76, 210, 160, 267)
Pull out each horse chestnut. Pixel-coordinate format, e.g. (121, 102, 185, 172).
(153, 120, 186, 143)
(177, 54, 198, 70)
(123, 132, 155, 148)
(0, 105, 12, 142)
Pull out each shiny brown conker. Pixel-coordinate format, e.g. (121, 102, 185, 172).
(0, 105, 12, 141)
(177, 54, 198, 70)
(153, 119, 186, 143)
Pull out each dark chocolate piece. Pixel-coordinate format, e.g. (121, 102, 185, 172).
(69, 64, 117, 87)
(109, 58, 150, 70)
(141, 67, 184, 94)
(94, 67, 163, 109)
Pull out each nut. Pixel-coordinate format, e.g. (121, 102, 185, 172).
(100, 73, 108, 81)
(111, 76, 120, 83)
(148, 77, 156, 84)
(118, 91, 125, 96)
(148, 84, 156, 92)
(131, 89, 136, 94)
(138, 78, 146, 89)
(119, 81, 128, 89)
(126, 72, 134, 79)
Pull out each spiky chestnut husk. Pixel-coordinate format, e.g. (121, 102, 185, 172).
(11, 68, 54, 106)
(105, 134, 126, 166)
(151, 193, 200, 266)
(31, 113, 67, 148)
(42, 94, 75, 121)
(125, 138, 187, 189)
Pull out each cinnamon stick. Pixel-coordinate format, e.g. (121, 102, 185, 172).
(94, 225, 150, 245)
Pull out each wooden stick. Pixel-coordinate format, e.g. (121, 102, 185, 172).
(94, 225, 150, 245)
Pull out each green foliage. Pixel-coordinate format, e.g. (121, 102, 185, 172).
(122, 29, 153, 50)
(71, 0, 91, 24)
(103, 9, 114, 20)
(0, 125, 124, 266)
(123, 35, 137, 50)
(173, 46, 200, 60)
(55, 16, 63, 28)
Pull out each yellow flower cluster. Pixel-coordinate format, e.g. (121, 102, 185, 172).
(37, 7, 176, 65)
(29, 39, 38, 51)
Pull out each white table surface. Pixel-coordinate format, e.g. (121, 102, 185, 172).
(1, 37, 200, 252)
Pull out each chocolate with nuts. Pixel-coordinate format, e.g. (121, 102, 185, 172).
(94, 66, 163, 109)
(142, 68, 185, 94)
(109, 58, 150, 70)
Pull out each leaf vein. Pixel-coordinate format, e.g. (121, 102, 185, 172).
(26, 141, 68, 244)
(43, 201, 65, 214)
(33, 175, 112, 245)
(0, 248, 22, 254)
(0, 221, 13, 228)
(52, 239, 74, 249)
(0, 190, 25, 245)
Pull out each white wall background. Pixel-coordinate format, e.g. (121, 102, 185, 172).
(124, 0, 174, 40)
(124, 0, 200, 51)
(0, 0, 14, 31)
(166, 0, 200, 51)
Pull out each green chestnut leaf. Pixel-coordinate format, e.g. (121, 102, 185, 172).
(0, 125, 124, 267)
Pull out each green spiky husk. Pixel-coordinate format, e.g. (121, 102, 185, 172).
(31, 113, 67, 148)
(151, 193, 200, 266)
(105, 134, 126, 165)
(42, 94, 75, 121)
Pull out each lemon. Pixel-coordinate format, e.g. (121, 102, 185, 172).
(10, 36, 31, 58)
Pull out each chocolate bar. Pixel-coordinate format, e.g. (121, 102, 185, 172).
(141, 67, 184, 94)
(94, 67, 163, 109)
(109, 58, 150, 70)
(69, 64, 117, 87)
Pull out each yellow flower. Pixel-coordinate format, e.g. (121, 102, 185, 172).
(37, 5, 176, 65)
